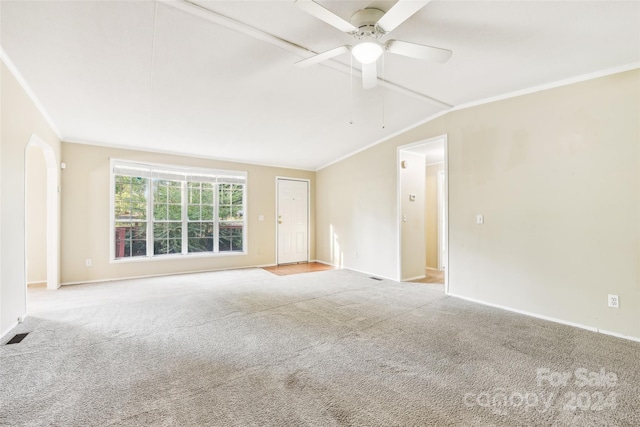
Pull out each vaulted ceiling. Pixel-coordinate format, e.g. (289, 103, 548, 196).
(2, 1, 639, 170)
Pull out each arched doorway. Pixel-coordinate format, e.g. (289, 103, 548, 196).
(24, 134, 59, 298)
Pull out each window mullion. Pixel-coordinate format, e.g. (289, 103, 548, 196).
(147, 178, 154, 258)
(214, 183, 220, 253)
(182, 181, 188, 255)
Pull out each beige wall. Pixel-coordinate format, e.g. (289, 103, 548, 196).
(60, 143, 315, 284)
(425, 163, 443, 269)
(317, 69, 640, 339)
(26, 145, 47, 284)
(1, 61, 62, 337)
(400, 151, 426, 280)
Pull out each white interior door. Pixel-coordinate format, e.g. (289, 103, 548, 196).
(277, 179, 309, 264)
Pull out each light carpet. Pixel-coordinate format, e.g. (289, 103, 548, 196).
(1, 268, 639, 426)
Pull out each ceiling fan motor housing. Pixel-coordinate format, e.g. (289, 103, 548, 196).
(350, 8, 385, 39)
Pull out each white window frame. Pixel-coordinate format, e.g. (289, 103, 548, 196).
(109, 159, 247, 263)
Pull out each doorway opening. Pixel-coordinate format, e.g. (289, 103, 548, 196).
(397, 135, 448, 291)
(276, 178, 310, 265)
(24, 134, 59, 314)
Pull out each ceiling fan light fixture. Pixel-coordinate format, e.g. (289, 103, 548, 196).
(352, 41, 383, 64)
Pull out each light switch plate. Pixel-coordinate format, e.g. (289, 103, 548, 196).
(476, 214, 484, 224)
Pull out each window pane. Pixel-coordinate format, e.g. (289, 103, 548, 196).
(202, 205, 214, 221)
(219, 222, 243, 252)
(168, 204, 182, 221)
(188, 185, 200, 204)
(188, 222, 214, 253)
(154, 204, 167, 221)
(115, 222, 147, 259)
(231, 206, 243, 220)
(114, 176, 148, 221)
(154, 223, 182, 255)
(219, 184, 230, 204)
(202, 187, 214, 205)
(218, 206, 231, 221)
(188, 205, 201, 221)
(168, 186, 181, 204)
(154, 179, 182, 222)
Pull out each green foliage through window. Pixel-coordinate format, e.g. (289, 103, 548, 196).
(113, 162, 246, 260)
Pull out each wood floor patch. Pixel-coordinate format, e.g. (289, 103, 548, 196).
(262, 262, 335, 276)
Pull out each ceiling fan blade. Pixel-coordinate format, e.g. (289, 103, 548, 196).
(386, 39, 452, 63)
(361, 62, 378, 89)
(295, 0, 357, 33)
(376, 0, 431, 33)
(295, 45, 351, 67)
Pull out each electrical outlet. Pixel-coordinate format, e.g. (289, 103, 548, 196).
(607, 294, 619, 308)
(85, 258, 92, 267)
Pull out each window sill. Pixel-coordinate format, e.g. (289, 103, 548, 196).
(110, 251, 247, 264)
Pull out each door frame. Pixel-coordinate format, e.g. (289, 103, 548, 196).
(437, 170, 446, 272)
(24, 133, 60, 321)
(275, 177, 311, 265)
(396, 134, 449, 293)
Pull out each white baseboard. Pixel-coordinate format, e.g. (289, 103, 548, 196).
(448, 292, 640, 344)
(312, 260, 396, 281)
(0, 321, 19, 341)
(345, 267, 397, 282)
(310, 259, 333, 266)
(61, 264, 275, 286)
(402, 275, 426, 282)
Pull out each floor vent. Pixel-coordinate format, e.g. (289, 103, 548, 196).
(6, 333, 29, 345)
(369, 277, 383, 281)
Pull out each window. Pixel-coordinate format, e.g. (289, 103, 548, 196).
(112, 160, 246, 261)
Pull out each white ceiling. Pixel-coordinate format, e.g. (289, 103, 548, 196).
(2, 1, 639, 170)
(406, 139, 445, 164)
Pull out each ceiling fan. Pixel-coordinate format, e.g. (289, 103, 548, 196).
(294, 0, 452, 89)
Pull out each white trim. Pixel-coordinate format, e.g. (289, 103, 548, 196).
(318, 110, 450, 171)
(275, 177, 311, 265)
(316, 62, 640, 172)
(397, 135, 449, 287)
(67, 138, 317, 172)
(61, 264, 276, 287)
(436, 169, 445, 272)
(344, 267, 396, 282)
(25, 135, 61, 296)
(402, 275, 426, 282)
(0, 50, 63, 140)
(0, 321, 19, 341)
(451, 62, 640, 113)
(27, 281, 47, 286)
(312, 259, 335, 267)
(448, 293, 640, 344)
(109, 250, 248, 264)
(597, 329, 640, 344)
(425, 160, 444, 167)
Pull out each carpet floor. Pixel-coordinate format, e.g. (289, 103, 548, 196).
(1, 268, 639, 426)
